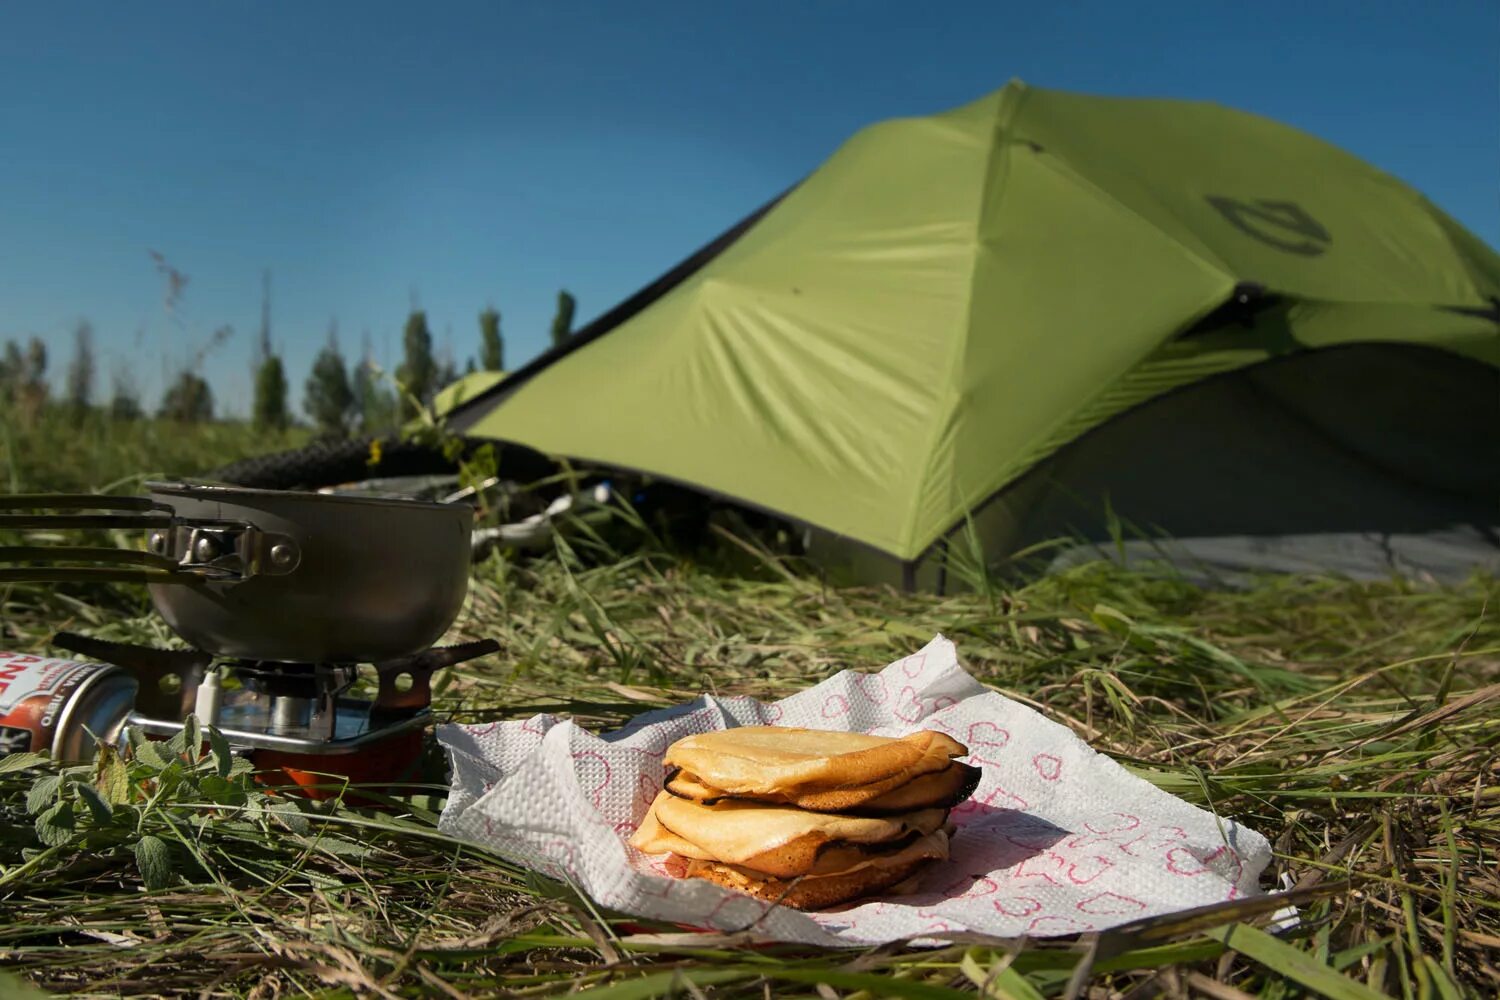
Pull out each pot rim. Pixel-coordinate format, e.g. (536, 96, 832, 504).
(146, 480, 470, 514)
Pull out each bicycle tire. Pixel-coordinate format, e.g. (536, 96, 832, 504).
(209, 435, 462, 490)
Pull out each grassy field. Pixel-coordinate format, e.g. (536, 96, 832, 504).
(0, 408, 308, 494)
(1, 411, 1496, 999)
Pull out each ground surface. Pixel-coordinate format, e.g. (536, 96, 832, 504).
(1, 414, 1496, 998)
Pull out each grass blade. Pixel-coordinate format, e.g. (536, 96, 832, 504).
(1206, 923, 1393, 1000)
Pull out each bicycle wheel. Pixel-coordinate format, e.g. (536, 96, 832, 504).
(209, 435, 461, 491)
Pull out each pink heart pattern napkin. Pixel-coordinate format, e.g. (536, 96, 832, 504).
(438, 635, 1270, 946)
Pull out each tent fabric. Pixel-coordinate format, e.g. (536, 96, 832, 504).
(435, 370, 507, 416)
(798, 342, 1498, 590)
(448, 80, 1500, 572)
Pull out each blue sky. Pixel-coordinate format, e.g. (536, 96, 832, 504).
(2, 1, 1495, 416)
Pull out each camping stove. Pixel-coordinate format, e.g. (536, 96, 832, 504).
(48, 632, 499, 797)
(0, 484, 497, 794)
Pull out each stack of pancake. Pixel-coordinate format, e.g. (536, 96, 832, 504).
(631, 726, 980, 910)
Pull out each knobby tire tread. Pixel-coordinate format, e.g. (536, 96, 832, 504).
(208, 436, 461, 490)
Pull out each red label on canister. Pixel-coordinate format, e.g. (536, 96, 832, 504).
(0, 651, 115, 754)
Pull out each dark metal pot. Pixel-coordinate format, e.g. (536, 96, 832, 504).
(0, 483, 474, 663)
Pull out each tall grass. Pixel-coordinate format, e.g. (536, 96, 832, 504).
(0, 404, 306, 494)
(0, 422, 1496, 998)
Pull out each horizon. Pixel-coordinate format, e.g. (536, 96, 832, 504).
(2, 1, 1495, 417)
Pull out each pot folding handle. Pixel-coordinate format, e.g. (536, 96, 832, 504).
(0, 493, 301, 584)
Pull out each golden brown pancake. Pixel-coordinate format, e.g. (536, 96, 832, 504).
(632, 791, 946, 879)
(629, 726, 979, 911)
(681, 828, 951, 911)
(631, 800, 702, 858)
(666, 760, 982, 814)
(663, 727, 966, 796)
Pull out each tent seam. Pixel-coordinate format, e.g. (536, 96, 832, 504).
(895, 144, 1249, 562)
(446, 187, 793, 430)
(904, 284, 1239, 566)
(895, 83, 1025, 560)
(1032, 151, 1237, 289)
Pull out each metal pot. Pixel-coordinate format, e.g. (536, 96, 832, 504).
(0, 482, 474, 663)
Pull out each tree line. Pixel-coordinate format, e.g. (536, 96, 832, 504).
(0, 289, 578, 435)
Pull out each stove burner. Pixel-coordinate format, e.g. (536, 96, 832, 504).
(50, 631, 498, 761)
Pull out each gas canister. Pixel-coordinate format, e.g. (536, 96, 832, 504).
(0, 651, 137, 760)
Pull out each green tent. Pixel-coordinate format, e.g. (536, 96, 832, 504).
(449, 80, 1500, 587)
(434, 370, 507, 417)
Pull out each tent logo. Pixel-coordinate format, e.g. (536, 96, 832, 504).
(1206, 197, 1332, 256)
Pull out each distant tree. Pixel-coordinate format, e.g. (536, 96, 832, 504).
(159, 370, 213, 423)
(549, 290, 576, 349)
(353, 330, 397, 434)
(0, 340, 19, 412)
(0, 341, 18, 378)
(434, 355, 459, 395)
(109, 361, 143, 421)
(435, 325, 458, 392)
(251, 268, 273, 397)
(66, 320, 96, 419)
(109, 387, 143, 421)
(252, 355, 289, 432)
(352, 357, 397, 434)
(464, 356, 476, 375)
(2, 337, 49, 422)
(0, 340, 23, 402)
(254, 270, 272, 368)
(25, 338, 46, 393)
(396, 310, 436, 419)
(479, 306, 504, 371)
(304, 327, 354, 437)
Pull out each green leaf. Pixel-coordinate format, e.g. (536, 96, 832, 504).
(1090, 939, 1226, 973)
(564, 969, 752, 1000)
(94, 743, 131, 805)
(268, 800, 311, 836)
(74, 782, 113, 823)
(125, 724, 149, 754)
(0, 751, 50, 775)
(961, 950, 1044, 1000)
(26, 774, 62, 815)
(213, 819, 263, 835)
(34, 800, 76, 847)
(198, 775, 235, 803)
(304, 836, 373, 860)
(227, 756, 256, 778)
(129, 738, 174, 771)
(1422, 957, 1462, 1000)
(1090, 603, 1135, 636)
(134, 834, 175, 890)
(153, 760, 184, 795)
(0, 968, 52, 1000)
(108, 802, 140, 828)
(302, 869, 347, 890)
(1207, 923, 1390, 1000)
(207, 726, 233, 778)
(771, 968, 975, 999)
(180, 714, 202, 765)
